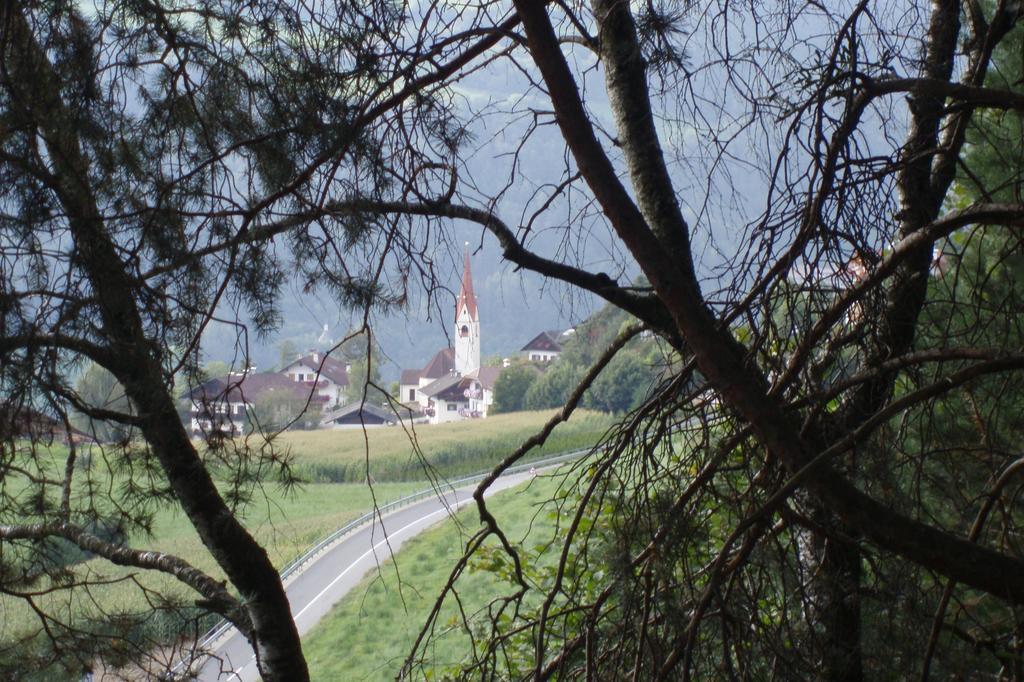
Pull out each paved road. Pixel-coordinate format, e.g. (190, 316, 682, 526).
(189, 471, 535, 681)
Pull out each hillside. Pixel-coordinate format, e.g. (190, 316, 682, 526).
(491, 293, 676, 415)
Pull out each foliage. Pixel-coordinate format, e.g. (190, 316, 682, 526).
(251, 390, 318, 431)
(8, 0, 1024, 679)
(586, 350, 657, 413)
(0, 0, 453, 675)
(276, 341, 299, 371)
(518, 302, 662, 414)
(389, 4, 1024, 682)
(494, 300, 662, 415)
(340, 330, 389, 405)
(345, 355, 387, 406)
(523, 361, 583, 410)
(490, 365, 537, 414)
(201, 361, 233, 380)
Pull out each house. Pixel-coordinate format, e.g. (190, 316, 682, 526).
(187, 349, 351, 435)
(465, 366, 501, 417)
(416, 365, 501, 424)
(187, 371, 328, 436)
(279, 351, 350, 408)
(2, 406, 97, 445)
(321, 402, 411, 429)
(419, 372, 472, 424)
(521, 330, 566, 362)
(399, 347, 455, 407)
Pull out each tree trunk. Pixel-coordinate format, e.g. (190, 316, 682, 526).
(0, 7, 308, 680)
(804, 509, 863, 682)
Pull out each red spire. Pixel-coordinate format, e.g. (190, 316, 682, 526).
(455, 246, 478, 321)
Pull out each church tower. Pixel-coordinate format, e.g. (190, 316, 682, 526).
(454, 246, 480, 375)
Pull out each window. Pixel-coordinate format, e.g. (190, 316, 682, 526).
(460, 325, 469, 337)
(408, 389, 416, 401)
(447, 403, 458, 412)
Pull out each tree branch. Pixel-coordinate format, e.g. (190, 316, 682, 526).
(0, 521, 251, 636)
(512, 0, 1024, 606)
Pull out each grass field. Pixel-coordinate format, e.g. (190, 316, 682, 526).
(269, 409, 612, 482)
(145, 480, 425, 578)
(156, 410, 606, 571)
(2, 409, 608, 677)
(302, 474, 571, 680)
(0, 481, 424, 644)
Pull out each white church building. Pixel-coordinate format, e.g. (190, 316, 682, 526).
(399, 250, 497, 423)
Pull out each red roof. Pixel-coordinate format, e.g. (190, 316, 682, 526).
(455, 249, 478, 321)
(188, 372, 329, 406)
(521, 331, 563, 353)
(421, 347, 455, 379)
(401, 348, 455, 385)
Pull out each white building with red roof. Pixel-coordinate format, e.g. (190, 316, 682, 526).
(399, 249, 495, 423)
(521, 330, 567, 362)
(187, 370, 331, 436)
(399, 347, 455, 405)
(279, 350, 350, 408)
(186, 350, 352, 436)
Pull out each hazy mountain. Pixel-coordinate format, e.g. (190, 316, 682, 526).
(201, 63, 624, 381)
(213, 252, 602, 383)
(198, 32, 800, 381)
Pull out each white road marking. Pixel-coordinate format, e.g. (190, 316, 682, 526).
(293, 503, 461, 621)
(229, 499, 468, 678)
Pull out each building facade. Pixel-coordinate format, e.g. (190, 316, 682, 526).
(521, 330, 568, 362)
(279, 351, 350, 408)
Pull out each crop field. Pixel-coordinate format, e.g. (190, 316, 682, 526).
(268, 409, 613, 482)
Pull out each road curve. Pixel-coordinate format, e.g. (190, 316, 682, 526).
(189, 470, 536, 681)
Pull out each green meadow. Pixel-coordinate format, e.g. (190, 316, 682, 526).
(304, 474, 570, 681)
(1, 409, 607, 675)
(0, 480, 424, 644)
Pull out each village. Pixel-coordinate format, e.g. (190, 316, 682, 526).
(187, 251, 573, 435)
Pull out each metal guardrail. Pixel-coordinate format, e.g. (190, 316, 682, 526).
(181, 447, 592, 669)
(278, 448, 589, 583)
